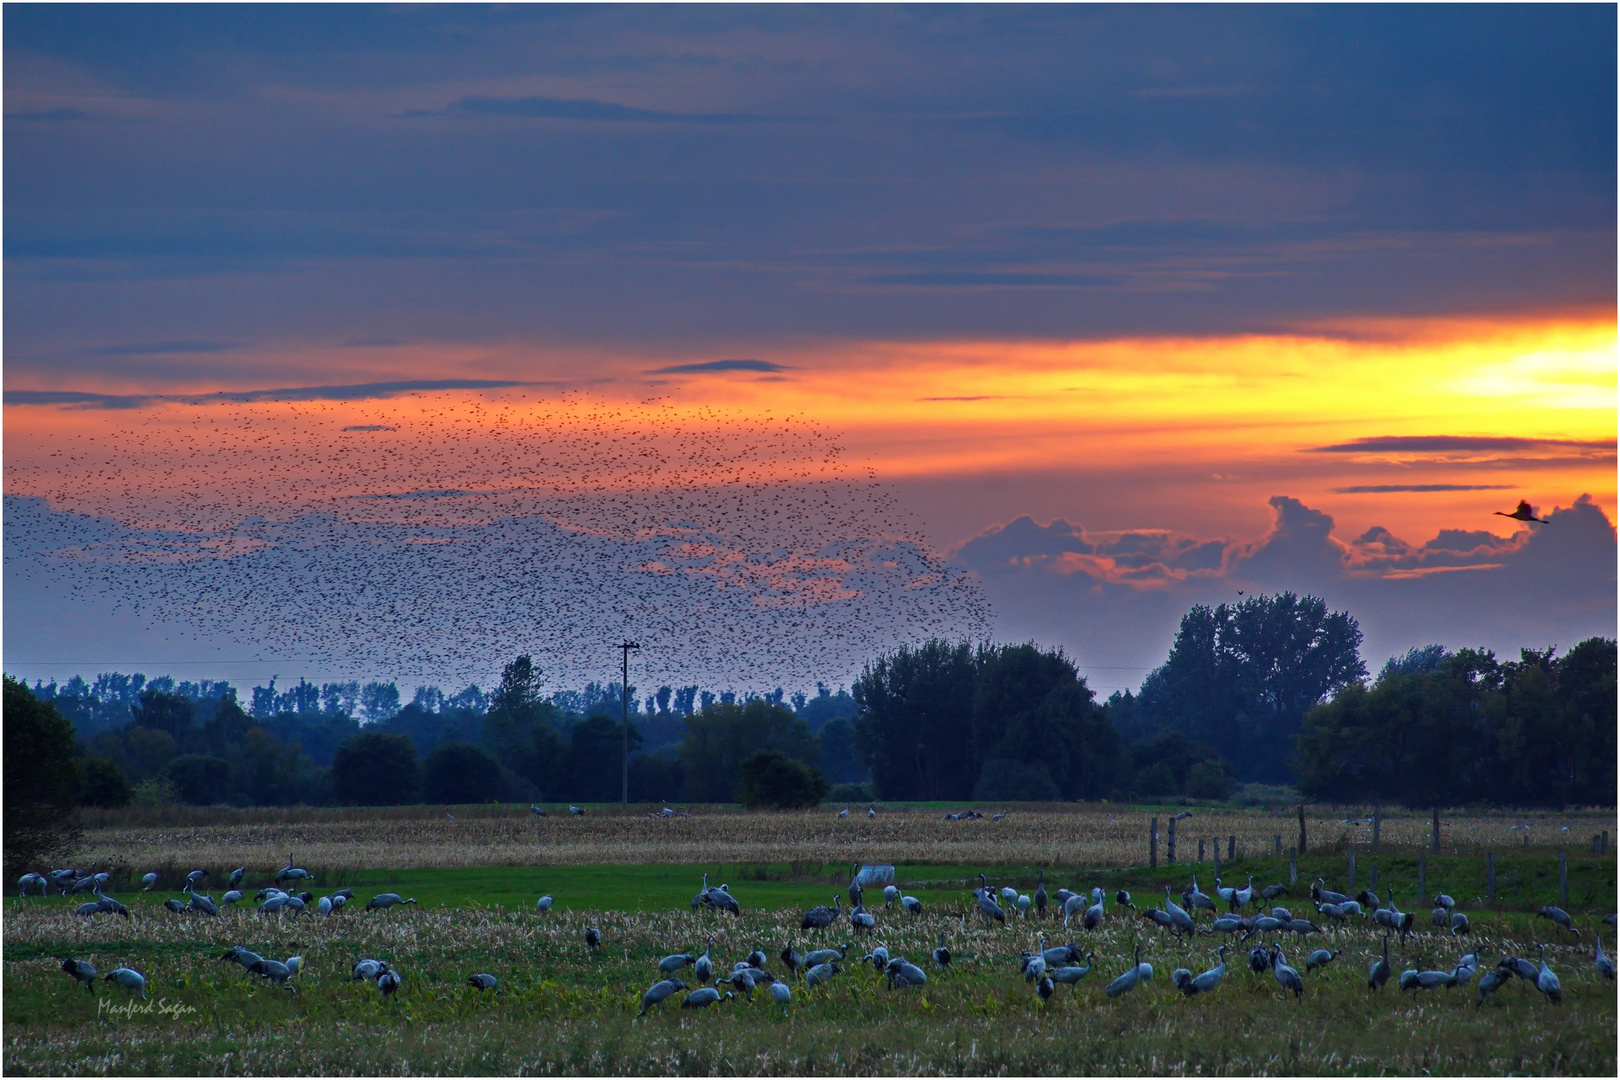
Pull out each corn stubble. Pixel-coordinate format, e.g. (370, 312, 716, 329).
(5, 889, 1615, 1076)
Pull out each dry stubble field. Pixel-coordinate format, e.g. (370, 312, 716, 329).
(5, 803, 1615, 1076)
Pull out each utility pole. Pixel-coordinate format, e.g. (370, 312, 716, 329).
(618, 641, 640, 805)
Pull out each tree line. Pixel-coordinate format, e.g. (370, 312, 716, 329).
(8, 591, 1614, 830)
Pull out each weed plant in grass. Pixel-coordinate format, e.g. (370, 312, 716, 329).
(5, 893, 1614, 1076)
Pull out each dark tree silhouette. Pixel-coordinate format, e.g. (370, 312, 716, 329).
(422, 742, 502, 803)
(1136, 593, 1365, 783)
(4, 676, 82, 873)
(737, 749, 829, 809)
(331, 731, 420, 806)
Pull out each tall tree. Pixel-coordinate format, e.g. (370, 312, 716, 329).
(679, 699, 817, 803)
(331, 731, 420, 805)
(4, 676, 83, 873)
(852, 639, 976, 800)
(1137, 593, 1365, 783)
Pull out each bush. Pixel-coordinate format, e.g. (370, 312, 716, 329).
(1185, 760, 1233, 801)
(79, 756, 133, 808)
(972, 758, 1062, 802)
(132, 776, 179, 808)
(826, 781, 872, 803)
(331, 731, 420, 806)
(421, 742, 501, 804)
(736, 750, 829, 809)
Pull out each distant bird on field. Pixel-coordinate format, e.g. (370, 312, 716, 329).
(61, 959, 97, 992)
(467, 973, 499, 991)
(366, 893, 416, 912)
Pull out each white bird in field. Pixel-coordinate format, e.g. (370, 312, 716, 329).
(769, 979, 792, 1015)
(140, 873, 158, 890)
(536, 894, 554, 913)
(569, 805, 585, 816)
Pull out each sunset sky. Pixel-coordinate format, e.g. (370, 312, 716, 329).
(5, 6, 1615, 695)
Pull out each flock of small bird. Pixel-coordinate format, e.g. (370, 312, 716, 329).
(29, 857, 1613, 1015)
(5, 396, 990, 690)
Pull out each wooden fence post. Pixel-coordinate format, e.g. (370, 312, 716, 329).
(1150, 817, 1158, 869)
(1298, 804, 1307, 855)
(1487, 851, 1496, 906)
(1431, 808, 1441, 852)
(1289, 847, 1297, 885)
(1348, 851, 1356, 892)
(1559, 851, 1568, 909)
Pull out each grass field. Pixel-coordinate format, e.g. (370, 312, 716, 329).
(5, 804, 1616, 1075)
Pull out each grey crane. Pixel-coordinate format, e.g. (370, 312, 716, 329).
(883, 884, 901, 908)
(804, 961, 840, 990)
(1451, 912, 1471, 936)
(366, 893, 417, 912)
(1163, 887, 1196, 937)
(106, 968, 148, 999)
(351, 959, 388, 982)
(1017, 893, 1032, 918)
(694, 936, 715, 984)
(780, 942, 803, 975)
(221, 946, 265, 971)
(535, 894, 554, 913)
(801, 895, 841, 930)
(692, 872, 712, 912)
(658, 951, 696, 975)
(1050, 954, 1095, 986)
(1431, 906, 1450, 928)
(1269, 906, 1293, 921)
(184, 869, 208, 892)
(94, 893, 132, 919)
(377, 970, 402, 996)
(1032, 870, 1048, 918)
(1233, 876, 1256, 909)
(139, 873, 158, 891)
(1475, 965, 1511, 1007)
(318, 896, 333, 917)
(1180, 946, 1227, 996)
(1536, 905, 1579, 939)
(1367, 934, 1392, 991)
(1036, 974, 1055, 1003)
(76, 900, 104, 918)
(1535, 944, 1562, 1004)
(1186, 878, 1217, 915)
(900, 895, 923, 915)
(586, 927, 601, 952)
(467, 973, 499, 991)
(803, 943, 848, 967)
(274, 859, 313, 886)
(1316, 902, 1348, 924)
(975, 885, 1007, 927)
(164, 898, 189, 914)
(1105, 945, 1149, 998)
(999, 884, 1020, 908)
(249, 958, 299, 992)
(933, 933, 951, 969)
(1269, 945, 1304, 998)
(850, 901, 876, 934)
(60, 959, 97, 993)
(887, 957, 928, 988)
(683, 987, 732, 1008)
(1141, 907, 1177, 932)
(1312, 879, 1350, 906)
(1500, 954, 1539, 982)
(864, 944, 890, 972)
(1211, 914, 1249, 935)
(228, 867, 246, 888)
(1399, 968, 1457, 991)
(569, 805, 585, 815)
(19, 872, 49, 897)
(1215, 878, 1239, 910)
(530, 804, 547, 816)
(1260, 883, 1289, 902)
(1596, 935, 1616, 980)
(707, 884, 741, 915)
(1451, 951, 1481, 987)
(1306, 948, 1341, 973)
(768, 979, 792, 1015)
(1054, 887, 1075, 909)
(1062, 893, 1088, 928)
(1432, 892, 1455, 910)
(188, 892, 218, 916)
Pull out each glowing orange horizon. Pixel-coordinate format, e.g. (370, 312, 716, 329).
(5, 314, 1613, 549)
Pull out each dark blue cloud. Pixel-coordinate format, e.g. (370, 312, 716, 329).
(1310, 436, 1613, 454)
(4, 378, 551, 410)
(1334, 484, 1514, 494)
(645, 359, 788, 375)
(3, 5, 1613, 383)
